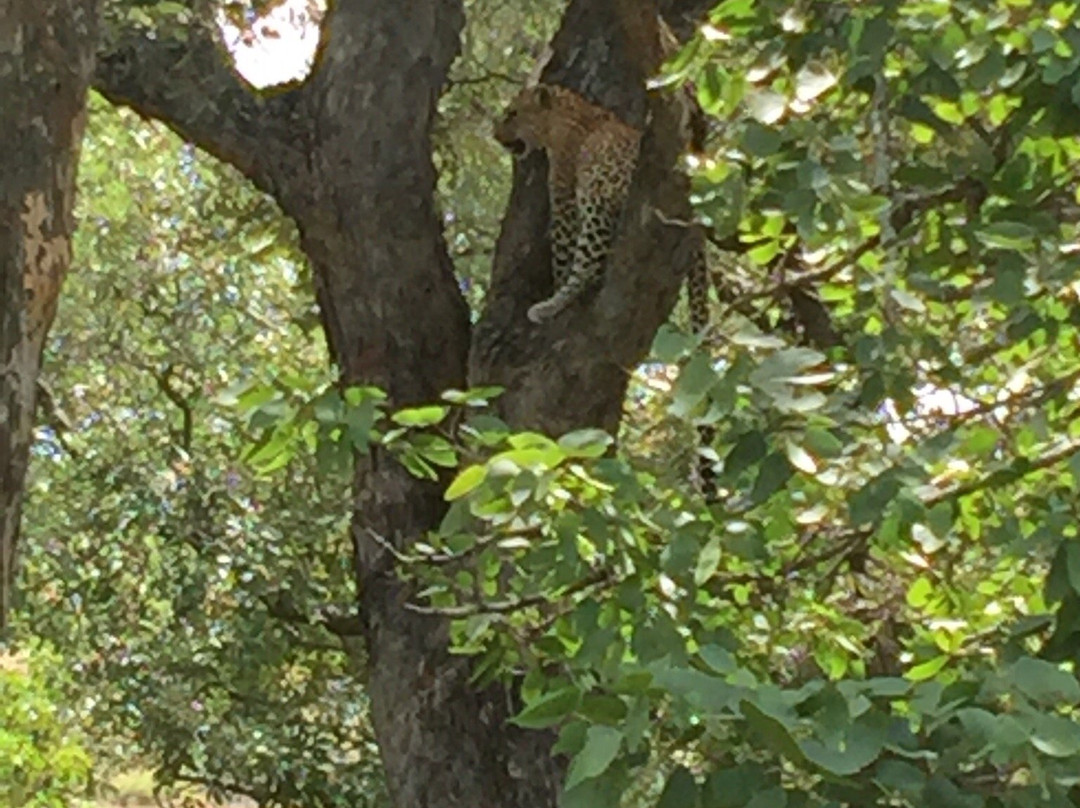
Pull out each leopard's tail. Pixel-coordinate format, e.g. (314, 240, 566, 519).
(687, 241, 718, 502)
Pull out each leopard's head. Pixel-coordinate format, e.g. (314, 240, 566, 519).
(493, 85, 558, 157)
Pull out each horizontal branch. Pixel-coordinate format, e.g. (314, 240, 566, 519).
(406, 566, 616, 617)
(262, 591, 365, 637)
(94, 19, 310, 194)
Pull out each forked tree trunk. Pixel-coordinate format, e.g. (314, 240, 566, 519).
(93, 0, 701, 803)
(0, 0, 101, 631)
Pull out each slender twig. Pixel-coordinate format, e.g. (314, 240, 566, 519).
(34, 379, 81, 459)
(365, 525, 541, 566)
(405, 566, 616, 617)
(262, 592, 365, 637)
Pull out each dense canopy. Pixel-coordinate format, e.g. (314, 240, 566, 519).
(3, 1, 1080, 806)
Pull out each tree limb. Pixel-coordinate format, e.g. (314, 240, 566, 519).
(94, 20, 309, 195)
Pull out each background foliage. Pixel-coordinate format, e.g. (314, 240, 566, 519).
(9, 0, 1080, 806)
(0, 645, 92, 808)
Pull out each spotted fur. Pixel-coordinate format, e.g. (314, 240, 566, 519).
(495, 84, 716, 495)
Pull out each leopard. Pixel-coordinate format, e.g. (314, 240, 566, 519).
(494, 83, 716, 496)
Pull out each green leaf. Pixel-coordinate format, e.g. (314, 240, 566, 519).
(345, 397, 379, 452)
(977, 222, 1036, 251)
(695, 536, 723, 585)
(848, 471, 902, 527)
(700, 645, 737, 675)
(416, 436, 458, 468)
(1004, 657, 1080, 705)
(390, 405, 449, 427)
(750, 452, 793, 504)
(922, 775, 984, 808)
(745, 788, 787, 808)
(875, 759, 926, 800)
(724, 431, 767, 477)
(444, 465, 486, 500)
(702, 764, 766, 808)
(672, 352, 717, 416)
(577, 695, 628, 724)
(907, 655, 949, 682)
(804, 426, 844, 458)
(441, 386, 503, 405)
(742, 122, 782, 157)
(653, 666, 740, 713)
(1028, 712, 1080, 757)
(989, 265, 1026, 304)
(740, 698, 807, 766)
(558, 429, 613, 458)
(552, 719, 588, 756)
(565, 725, 623, 789)
(658, 767, 699, 808)
(799, 718, 885, 775)
(1066, 541, 1080, 595)
(653, 324, 694, 361)
(562, 766, 624, 808)
(907, 577, 933, 608)
(512, 687, 582, 729)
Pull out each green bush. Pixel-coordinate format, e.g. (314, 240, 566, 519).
(0, 645, 92, 808)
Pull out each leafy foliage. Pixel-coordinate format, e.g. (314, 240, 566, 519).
(13, 0, 1080, 806)
(374, 1, 1080, 805)
(0, 645, 93, 808)
(18, 94, 385, 807)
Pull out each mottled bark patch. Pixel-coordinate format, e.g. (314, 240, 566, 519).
(20, 191, 72, 344)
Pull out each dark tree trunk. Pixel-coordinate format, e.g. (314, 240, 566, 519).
(93, 0, 697, 803)
(0, 0, 101, 631)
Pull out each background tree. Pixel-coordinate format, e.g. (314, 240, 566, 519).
(0, 0, 102, 630)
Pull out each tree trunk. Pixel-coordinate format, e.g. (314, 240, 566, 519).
(93, 0, 698, 803)
(0, 0, 101, 631)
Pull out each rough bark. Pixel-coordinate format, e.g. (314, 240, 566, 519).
(0, 0, 102, 631)
(662, 0, 717, 38)
(93, 0, 697, 804)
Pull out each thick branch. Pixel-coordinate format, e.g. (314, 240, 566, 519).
(94, 21, 308, 195)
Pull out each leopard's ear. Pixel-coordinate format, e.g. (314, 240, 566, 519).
(536, 85, 553, 108)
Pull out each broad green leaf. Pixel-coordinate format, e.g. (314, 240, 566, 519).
(724, 431, 767, 477)
(1004, 656, 1080, 705)
(751, 452, 793, 503)
(558, 429, 613, 458)
(512, 687, 582, 729)
(740, 699, 807, 766)
(745, 788, 787, 808)
(702, 764, 767, 808)
(695, 536, 723, 585)
(658, 767, 699, 808)
(577, 695, 628, 724)
(799, 718, 885, 775)
(565, 725, 623, 790)
(444, 465, 486, 500)
(907, 655, 949, 682)
(390, 405, 449, 427)
(1028, 712, 1080, 757)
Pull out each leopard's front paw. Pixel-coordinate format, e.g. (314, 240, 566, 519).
(527, 301, 557, 323)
